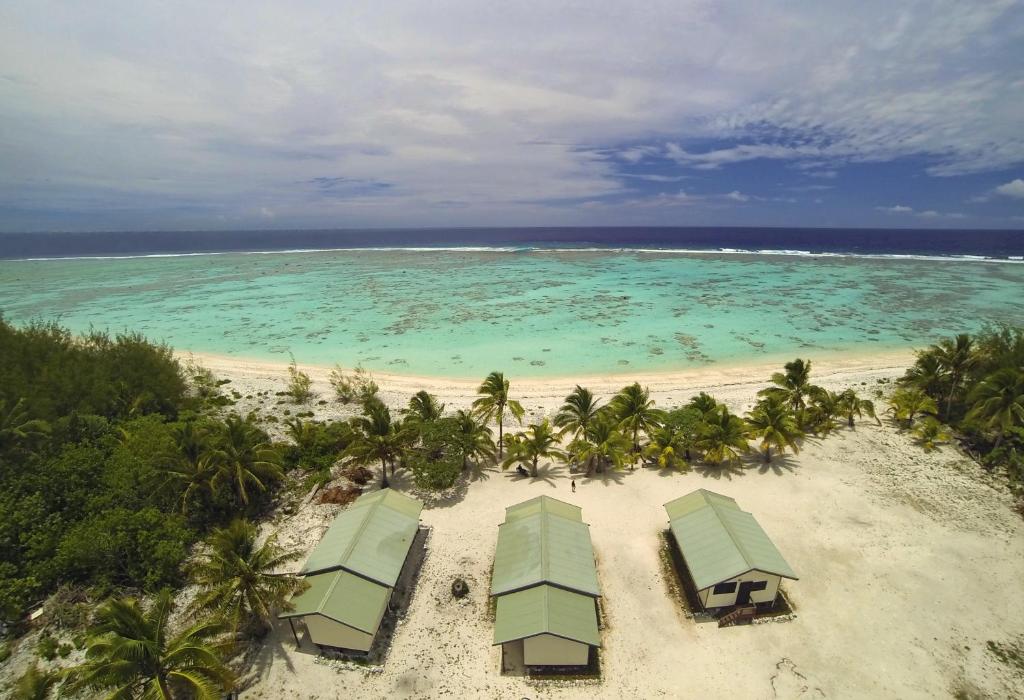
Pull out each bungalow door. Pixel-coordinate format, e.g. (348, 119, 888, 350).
(736, 580, 767, 605)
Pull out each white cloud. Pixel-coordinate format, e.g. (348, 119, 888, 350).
(0, 1, 1020, 229)
(994, 178, 1024, 198)
(876, 204, 964, 219)
(726, 190, 749, 202)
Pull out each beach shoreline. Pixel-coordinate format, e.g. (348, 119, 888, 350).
(180, 347, 917, 405)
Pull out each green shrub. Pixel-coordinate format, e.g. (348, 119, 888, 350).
(36, 633, 58, 661)
(287, 357, 314, 404)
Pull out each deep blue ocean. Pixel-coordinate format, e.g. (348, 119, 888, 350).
(0, 227, 1022, 260)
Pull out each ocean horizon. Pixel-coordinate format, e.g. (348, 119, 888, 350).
(2, 226, 1024, 261)
(2, 228, 1023, 378)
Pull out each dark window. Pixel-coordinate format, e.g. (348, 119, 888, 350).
(712, 581, 737, 595)
(749, 580, 768, 591)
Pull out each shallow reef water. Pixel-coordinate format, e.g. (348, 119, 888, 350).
(1, 249, 1022, 378)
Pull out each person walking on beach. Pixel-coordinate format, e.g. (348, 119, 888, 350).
(571, 479, 576, 493)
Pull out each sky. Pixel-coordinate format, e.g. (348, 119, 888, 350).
(1, 1, 1023, 232)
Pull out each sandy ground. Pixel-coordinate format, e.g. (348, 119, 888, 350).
(189, 353, 1024, 699)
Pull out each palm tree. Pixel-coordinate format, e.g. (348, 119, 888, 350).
(501, 419, 564, 478)
(687, 392, 720, 416)
(11, 663, 58, 700)
(902, 351, 947, 399)
(452, 409, 495, 470)
(610, 382, 663, 459)
(213, 414, 283, 505)
(173, 420, 210, 471)
(746, 397, 802, 462)
(697, 406, 750, 466)
(934, 333, 976, 418)
(190, 519, 303, 634)
(554, 385, 601, 440)
(966, 368, 1024, 450)
(284, 416, 320, 453)
(163, 453, 220, 515)
(0, 397, 49, 452)
(643, 423, 690, 471)
(472, 372, 525, 458)
(346, 399, 402, 488)
(403, 390, 445, 425)
(68, 590, 232, 700)
(836, 388, 880, 428)
(887, 387, 938, 428)
(759, 358, 815, 411)
(806, 387, 841, 435)
(568, 413, 631, 476)
(913, 417, 952, 452)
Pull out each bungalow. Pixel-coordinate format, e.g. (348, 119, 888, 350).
(664, 489, 797, 610)
(279, 488, 423, 653)
(490, 495, 601, 668)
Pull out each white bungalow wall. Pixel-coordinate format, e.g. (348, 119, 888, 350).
(304, 614, 375, 652)
(699, 571, 781, 609)
(523, 634, 590, 666)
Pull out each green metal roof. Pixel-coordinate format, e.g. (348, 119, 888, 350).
(278, 569, 390, 635)
(505, 495, 583, 523)
(493, 584, 600, 647)
(665, 489, 798, 590)
(490, 502, 600, 597)
(300, 488, 423, 586)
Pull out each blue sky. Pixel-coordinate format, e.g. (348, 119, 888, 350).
(1, 1, 1023, 232)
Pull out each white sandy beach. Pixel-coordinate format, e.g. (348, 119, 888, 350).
(185, 352, 1024, 699)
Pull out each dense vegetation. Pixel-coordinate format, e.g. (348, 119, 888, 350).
(896, 326, 1024, 485)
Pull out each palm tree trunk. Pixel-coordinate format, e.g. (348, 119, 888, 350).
(993, 432, 1005, 451)
(531, 457, 538, 478)
(764, 446, 771, 463)
(848, 414, 855, 428)
(945, 376, 959, 419)
(585, 456, 594, 477)
(380, 458, 389, 488)
(497, 413, 504, 458)
(156, 672, 173, 700)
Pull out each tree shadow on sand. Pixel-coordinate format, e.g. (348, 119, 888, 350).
(579, 467, 626, 487)
(504, 461, 566, 488)
(692, 460, 747, 480)
(386, 467, 469, 509)
(467, 461, 499, 483)
(743, 452, 800, 476)
(246, 619, 301, 683)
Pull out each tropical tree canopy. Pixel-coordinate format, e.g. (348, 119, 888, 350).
(836, 388, 880, 428)
(501, 419, 564, 478)
(554, 385, 601, 440)
(746, 396, 803, 462)
(403, 390, 446, 425)
(568, 412, 632, 476)
(643, 423, 691, 471)
(68, 589, 233, 700)
(965, 368, 1024, 448)
(212, 414, 283, 506)
(759, 358, 815, 411)
(609, 382, 663, 458)
(346, 398, 402, 488)
(887, 387, 938, 427)
(697, 406, 751, 466)
(190, 519, 303, 633)
(472, 371, 525, 458)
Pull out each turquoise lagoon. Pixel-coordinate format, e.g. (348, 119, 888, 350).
(1, 249, 1022, 378)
